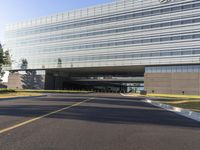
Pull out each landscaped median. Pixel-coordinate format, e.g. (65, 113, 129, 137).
(0, 89, 92, 99)
(123, 92, 200, 122)
(151, 99, 200, 113)
(0, 89, 42, 99)
(15, 89, 92, 94)
(147, 93, 200, 99)
(146, 94, 200, 112)
(125, 93, 200, 113)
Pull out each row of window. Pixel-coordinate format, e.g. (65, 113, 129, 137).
(6, 1, 200, 37)
(11, 31, 200, 50)
(146, 65, 200, 73)
(12, 54, 200, 70)
(14, 48, 200, 63)
(9, 17, 200, 46)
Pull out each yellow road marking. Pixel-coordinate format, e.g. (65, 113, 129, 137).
(0, 98, 94, 134)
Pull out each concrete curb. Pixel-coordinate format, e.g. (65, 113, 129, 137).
(120, 93, 140, 97)
(120, 93, 145, 97)
(120, 93, 127, 97)
(144, 99, 200, 122)
(120, 93, 200, 122)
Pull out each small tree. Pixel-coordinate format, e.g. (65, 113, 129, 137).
(57, 58, 62, 68)
(0, 44, 4, 64)
(0, 44, 11, 82)
(21, 70, 44, 89)
(21, 59, 28, 70)
(3, 50, 12, 65)
(0, 44, 4, 82)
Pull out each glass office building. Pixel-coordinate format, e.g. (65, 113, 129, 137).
(4, 0, 200, 94)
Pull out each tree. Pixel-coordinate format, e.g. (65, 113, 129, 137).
(21, 70, 44, 89)
(57, 58, 62, 68)
(3, 50, 12, 65)
(20, 58, 28, 70)
(0, 44, 11, 82)
(0, 44, 4, 64)
(0, 44, 4, 82)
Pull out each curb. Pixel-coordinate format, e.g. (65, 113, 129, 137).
(120, 93, 145, 97)
(120, 93, 200, 122)
(120, 93, 127, 97)
(144, 99, 200, 122)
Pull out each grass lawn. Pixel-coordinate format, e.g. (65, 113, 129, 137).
(0, 92, 42, 98)
(0, 89, 15, 93)
(147, 93, 200, 99)
(164, 101, 200, 112)
(16, 89, 92, 93)
(128, 93, 200, 112)
(145, 94, 200, 112)
(0, 88, 92, 99)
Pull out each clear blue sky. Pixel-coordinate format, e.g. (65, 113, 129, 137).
(0, 0, 114, 43)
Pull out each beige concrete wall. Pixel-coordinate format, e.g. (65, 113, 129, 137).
(7, 72, 45, 89)
(144, 72, 200, 95)
(7, 73, 23, 89)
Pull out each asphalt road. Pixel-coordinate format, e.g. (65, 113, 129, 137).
(0, 93, 199, 150)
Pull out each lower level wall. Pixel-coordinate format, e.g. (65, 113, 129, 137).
(7, 72, 45, 89)
(144, 72, 200, 95)
(45, 73, 65, 90)
(0, 83, 7, 88)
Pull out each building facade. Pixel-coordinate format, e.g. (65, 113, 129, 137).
(4, 0, 200, 94)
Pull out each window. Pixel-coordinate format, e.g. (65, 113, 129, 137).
(182, 35, 193, 40)
(171, 36, 181, 41)
(181, 50, 192, 55)
(193, 34, 200, 38)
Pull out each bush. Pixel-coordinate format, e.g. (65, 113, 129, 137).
(0, 88, 16, 93)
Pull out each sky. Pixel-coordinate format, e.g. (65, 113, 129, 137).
(0, 0, 114, 82)
(0, 0, 114, 43)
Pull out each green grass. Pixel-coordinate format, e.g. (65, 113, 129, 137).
(0, 93, 42, 98)
(0, 89, 42, 98)
(147, 93, 200, 99)
(166, 101, 200, 112)
(0, 89, 16, 93)
(16, 89, 92, 93)
(0, 88, 92, 99)
(127, 93, 200, 112)
(146, 94, 200, 112)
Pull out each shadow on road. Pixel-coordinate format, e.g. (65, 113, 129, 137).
(0, 94, 199, 129)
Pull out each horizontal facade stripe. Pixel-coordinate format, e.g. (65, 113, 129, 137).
(7, 15, 200, 45)
(6, 0, 200, 37)
(6, 0, 199, 33)
(5, 0, 200, 70)
(6, 8, 200, 42)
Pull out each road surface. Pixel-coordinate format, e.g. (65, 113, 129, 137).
(0, 93, 199, 150)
